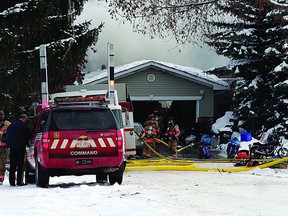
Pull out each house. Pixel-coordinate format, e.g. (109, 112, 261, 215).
(76, 60, 229, 133)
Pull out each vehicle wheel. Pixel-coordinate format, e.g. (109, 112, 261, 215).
(25, 163, 35, 184)
(278, 148, 288, 158)
(250, 146, 260, 159)
(198, 147, 205, 159)
(136, 148, 143, 156)
(96, 172, 108, 184)
(109, 162, 125, 185)
(247, 161, 253, 167)
(227, 147, 237, 159)
(35, 159, 49, 188)
(252, 161, 260, 166)
(227, 152, 236, 159)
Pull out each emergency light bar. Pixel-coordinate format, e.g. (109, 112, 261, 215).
(55, 95, 106, 103)
(54, 95, 109, 107)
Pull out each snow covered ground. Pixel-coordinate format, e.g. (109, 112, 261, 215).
(2, 111, 288, 216)
(1, 168, 288, 216)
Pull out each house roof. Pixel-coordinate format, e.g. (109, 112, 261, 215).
(83, 60, 229, 90)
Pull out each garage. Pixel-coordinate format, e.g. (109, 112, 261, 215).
(78, 60, 229, 135)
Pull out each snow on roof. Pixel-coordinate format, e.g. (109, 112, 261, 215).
(83, 60, 228, 90)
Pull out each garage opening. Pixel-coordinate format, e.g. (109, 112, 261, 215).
(132, 100, 196, 139)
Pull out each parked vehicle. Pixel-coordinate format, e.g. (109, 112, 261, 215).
(226, 137, 241, 159)
(194, 134, 213, 159)
(134, 122, 144, 156)
(26, 95, 125, 188)
(249, 134, 288, 159)
(62, 88, 136, 157)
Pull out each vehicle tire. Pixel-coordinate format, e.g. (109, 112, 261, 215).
(96, 172, 108, 184)
(227, 152, 236, 159)
(250, 146, 261, 159)
(35, 159, 49, 188)
(109, 162, 125, 185)
(25, 163, 35, 184)
(227, 147, 236, 159)
(277, 148, 288, 158)
(247, 161, 253, 167)
(198, 146, 205, 159)
(252, 161, 260, 166)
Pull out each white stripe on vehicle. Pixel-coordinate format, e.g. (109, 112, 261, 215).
(51, 140, 59, 149)
(107, 138, 115, 147)
(60, 139, 68, 149)
(98, 138, 107, 147)
(50, 138, 113, 149)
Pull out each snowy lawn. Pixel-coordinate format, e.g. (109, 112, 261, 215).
(1, 168, 288, 216)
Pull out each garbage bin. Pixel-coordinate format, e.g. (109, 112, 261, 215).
(241, 132, 252, 142)
(219, 128, 232, 144)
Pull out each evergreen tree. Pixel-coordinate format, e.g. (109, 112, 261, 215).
(0, 0, 103, 116)
(206, 0, 288, 137)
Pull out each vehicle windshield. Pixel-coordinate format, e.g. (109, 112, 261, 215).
(48, 109, 118, 131)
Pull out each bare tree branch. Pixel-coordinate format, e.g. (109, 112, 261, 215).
(107, 0, 224, 45)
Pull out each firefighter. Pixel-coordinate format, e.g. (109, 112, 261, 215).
(0, 110, 11, 185)
(153, 109, 165, 138)
(165, 118, 180, 157)
(144, 113, 160, 138)
(140, 120, 158, 158)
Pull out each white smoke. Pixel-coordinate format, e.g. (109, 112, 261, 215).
(76, 0, 229, 73)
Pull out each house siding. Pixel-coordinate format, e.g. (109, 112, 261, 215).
(116, 68, 214, 117)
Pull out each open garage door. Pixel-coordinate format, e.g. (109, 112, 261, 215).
(132, 100, 196, 138)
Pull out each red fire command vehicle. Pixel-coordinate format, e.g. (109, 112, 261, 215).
(25, 95, 125, 188)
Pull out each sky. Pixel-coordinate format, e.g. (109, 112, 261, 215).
(76, 0, 230, 73)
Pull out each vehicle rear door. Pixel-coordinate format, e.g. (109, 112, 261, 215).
(46, 107, 121, 158)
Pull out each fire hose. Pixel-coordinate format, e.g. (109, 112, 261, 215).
(127, 131, 288, 172)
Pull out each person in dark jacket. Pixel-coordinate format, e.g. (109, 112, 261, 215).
(7, 114, 32, 186)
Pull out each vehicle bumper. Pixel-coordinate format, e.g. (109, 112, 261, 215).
(37, 151, 124, 174)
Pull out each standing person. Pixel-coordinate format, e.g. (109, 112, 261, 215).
(165, 118, 180, 157)
(0, 110, 11, 185)
(7, 114, 32, 186)
(144, 113, 161, 138)
(140, 120, 158, 158)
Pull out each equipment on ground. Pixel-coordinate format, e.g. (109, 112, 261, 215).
(249, 134, 288, 159)
(227, 137, 241, 159)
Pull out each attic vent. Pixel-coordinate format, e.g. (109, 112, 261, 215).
(147, 74, 155, 82)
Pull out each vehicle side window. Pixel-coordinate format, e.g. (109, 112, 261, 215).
(111, 109, 123, 128)
(38, 113, 49, 133)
